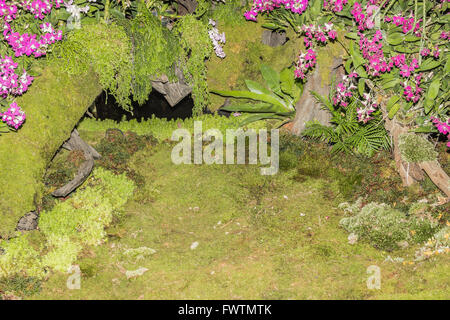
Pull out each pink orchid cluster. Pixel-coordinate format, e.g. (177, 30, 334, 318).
(351, 3, 379, 31)
(0, 1, 64, 57)
(4, 22, 63, 57)
(294, 23, 336, 79)
(401, 74, 423, 103)
(208, 19, 226, 59)
(357, 92, 378, 123)
(332, 72, 358, 107)
(391, 54, 419, 78)
(25, 0, 64, 20)
(244, 0, 309, 21)
(300, 23, 337, 48)
(440, 31, 450, 40)
(358, 31, 393, 76)
(0, 102, 26, 129)
(294, 48, 316, 79)
(385, 15, 421, 36)
(0, 55, 34, 98)
(431, 117, 450, 147)
(420, 46, 440, 59)
(0, 1, 18, 22)
(323, 0, 348, 12)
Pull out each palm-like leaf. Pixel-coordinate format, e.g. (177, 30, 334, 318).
(304, 93, 391, 157)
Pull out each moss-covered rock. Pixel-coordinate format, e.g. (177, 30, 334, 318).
(0, 65, 102, 238)
(0, 22, 138, 237)
(206, 19, 347, 112)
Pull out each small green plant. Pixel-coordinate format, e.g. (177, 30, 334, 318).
(118, 2, 182, 105)
(211, 64, 302, 125)
(339, 200, 439, 251)
(303, 94, 390, 157)
(398, 133, 438, 163)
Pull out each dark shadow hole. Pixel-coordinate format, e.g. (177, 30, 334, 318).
(92, 90, 194, 122)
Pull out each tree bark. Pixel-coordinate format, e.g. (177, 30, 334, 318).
(291, 57, 344, 135)
(177, 0, 198, 15)
(52, 129, 101, 198)
(419, 161, 450, 199)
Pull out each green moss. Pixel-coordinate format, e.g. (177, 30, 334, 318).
(95, 131, 157, 174)
(399, 133, 438, 163)
(210, 0, 248, 26)
(77, 114, 266, 141)
(0, 276, 41, 297)
(0, 168, 135, 278)
(0, 21, 142, 237)
(27, 142, 449, 300)
(206, 20, 301, 111)
(0, 233, 44, 278)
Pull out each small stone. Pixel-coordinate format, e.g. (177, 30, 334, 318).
(126, 267, 149, 279)
(16, 211, 39, 231)
(190, 241, 199, 250)
(348, 233, 358, 245)
(397, 241, 409, 249)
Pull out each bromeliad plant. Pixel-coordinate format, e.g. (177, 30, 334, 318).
(211, 64, 303, 125)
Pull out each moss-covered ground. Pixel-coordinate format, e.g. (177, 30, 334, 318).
(4, 124, 445, 300)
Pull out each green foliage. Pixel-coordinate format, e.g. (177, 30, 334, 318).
(210, 0, 247, 26)
(303, 94, 390, 157)
(39, 167, 135, 272)
(212, 65, 302, 125)
(339, 201, 439, 251)
(119, 3, 181, 105)
(0, 275, 41, 298)
(0, 168, 136, 277)
(398, 133, 438, 163)
(51, 23, 134, 111)
(174, 14, 213, 115)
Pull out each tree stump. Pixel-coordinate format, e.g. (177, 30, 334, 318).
(261, 30, 287, 47)
(291, 57, 344, 135)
